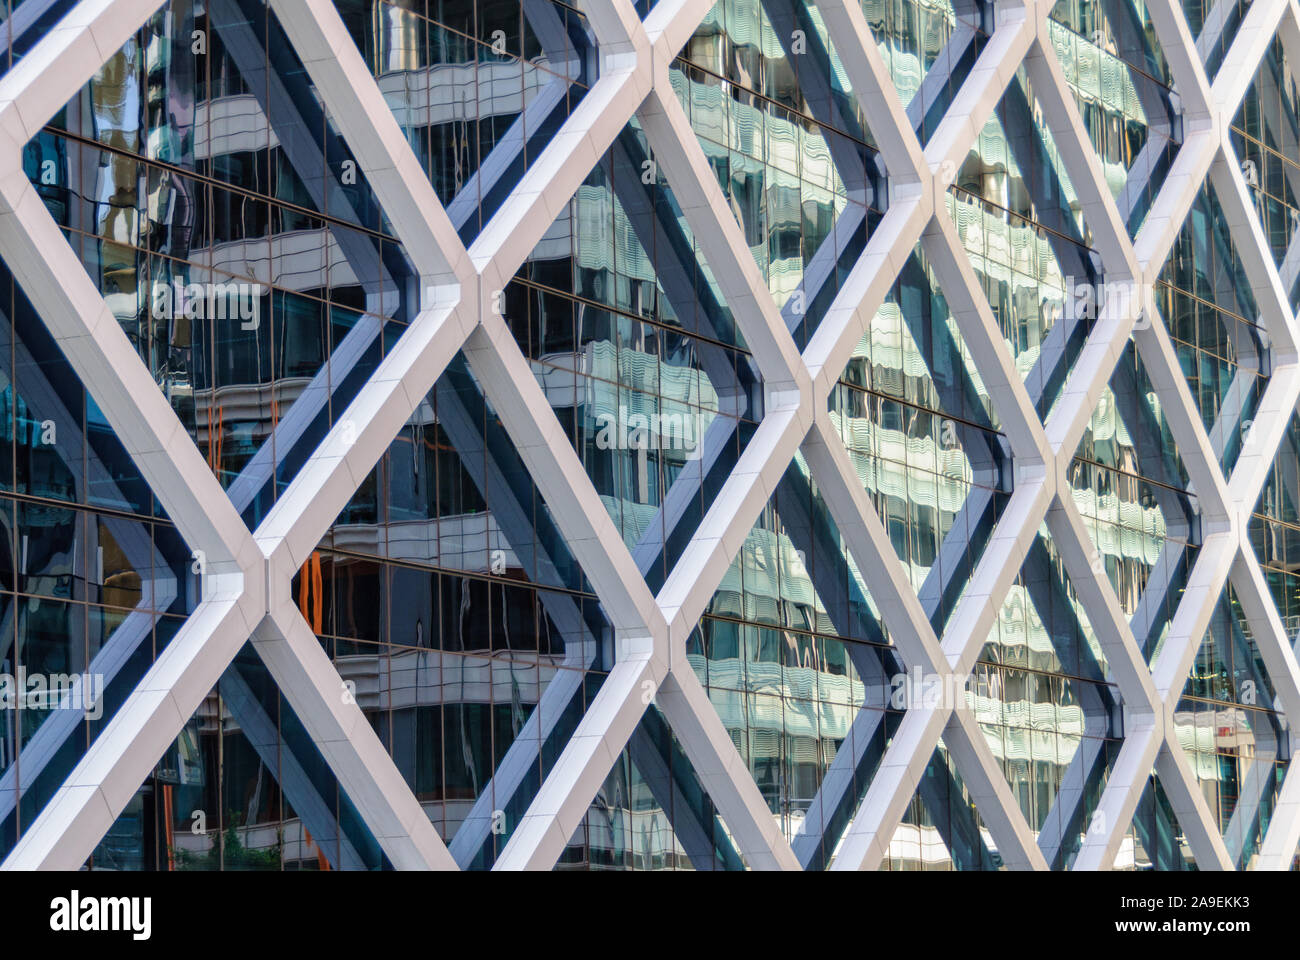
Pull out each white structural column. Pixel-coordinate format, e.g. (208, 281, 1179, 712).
(1025, 0, 1228, 870)
(0, 0, 264, 869)
(0, 0, 475, 871)
(0, 0, 1299, 872)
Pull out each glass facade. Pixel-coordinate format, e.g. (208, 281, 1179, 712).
(1, 0, 1298, 873)
(1232, 35, 1300, 311)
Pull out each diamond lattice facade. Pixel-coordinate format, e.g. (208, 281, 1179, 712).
(0, 0, 1296, 871)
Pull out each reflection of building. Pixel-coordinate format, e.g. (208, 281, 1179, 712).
(0, 0, 1297, 872)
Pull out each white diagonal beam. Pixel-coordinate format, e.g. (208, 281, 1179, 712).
(254, 605, 456, 869)
(654, 666, 802, 868)
(488, 641, 667, 870)
(1210, 145, 1300, 359)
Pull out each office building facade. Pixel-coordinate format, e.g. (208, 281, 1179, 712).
(0, 0, 1296, 871)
